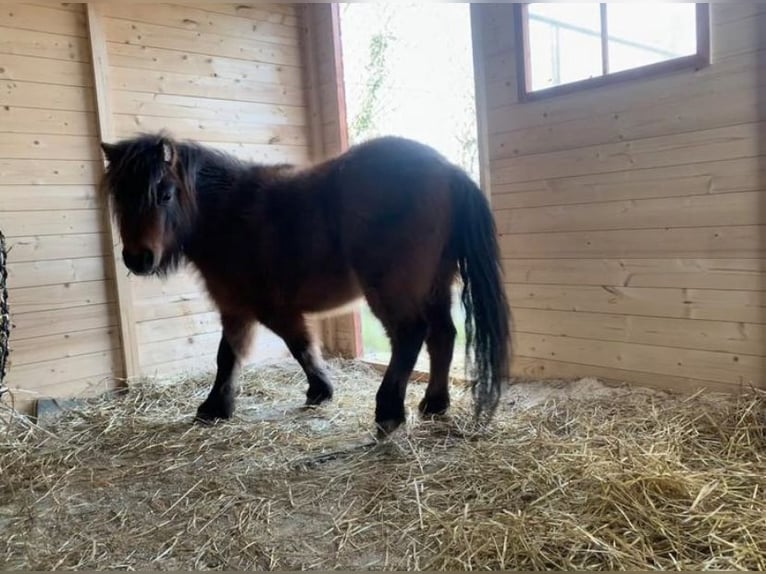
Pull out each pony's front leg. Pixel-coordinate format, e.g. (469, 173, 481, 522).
(196, 315, 254, 423)
(263, 314, 334, 405)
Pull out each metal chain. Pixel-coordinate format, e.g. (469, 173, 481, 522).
(0, 230, 9, 398)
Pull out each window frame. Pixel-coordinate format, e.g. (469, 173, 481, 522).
(513, 3, 711, 102)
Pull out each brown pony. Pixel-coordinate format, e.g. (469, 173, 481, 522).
(100, 133, 511, 436)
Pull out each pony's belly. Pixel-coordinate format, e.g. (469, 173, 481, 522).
(295, 274, 363, 314)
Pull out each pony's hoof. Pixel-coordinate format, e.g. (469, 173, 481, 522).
(375, 418, 404, 440)
(195, 399, 233, 424)
(305, 384, 333, 406)
(418, 395, 450, 417)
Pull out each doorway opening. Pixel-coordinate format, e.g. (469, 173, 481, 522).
(338, 4, 478, 373)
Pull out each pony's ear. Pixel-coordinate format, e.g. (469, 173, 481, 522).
(160, 138, 176, 165)
(100, 142, 122, 164)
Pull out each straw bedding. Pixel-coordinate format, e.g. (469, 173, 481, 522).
(0, 359, 764, 570)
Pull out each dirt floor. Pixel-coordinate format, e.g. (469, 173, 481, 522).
(1, 359, 764, 570)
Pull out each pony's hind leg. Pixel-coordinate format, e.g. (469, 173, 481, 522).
(419, 294, 456, 416)
(263, 313, 333, 405)
(374, 318, 427, 437)
(196, 315, 253, 423)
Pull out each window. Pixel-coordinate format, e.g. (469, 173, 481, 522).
(515, 3, 710, 100)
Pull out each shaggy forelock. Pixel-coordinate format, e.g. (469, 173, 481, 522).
(103, 134, 169, 213)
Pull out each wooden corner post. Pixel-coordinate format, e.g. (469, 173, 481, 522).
(301, 4, 363, 359)
(85, 4, 141, 379)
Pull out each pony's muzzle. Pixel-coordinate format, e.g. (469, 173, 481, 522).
(122, 248, 155, 275)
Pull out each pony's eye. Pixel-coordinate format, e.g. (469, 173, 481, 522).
(157, 183, 173, 205)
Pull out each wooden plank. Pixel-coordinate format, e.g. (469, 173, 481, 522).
(0, 184, 98, 210)
(488, 55, 765, 141)
(130, 269, 205, 300)
(299, 5, 325, 162)
(106, 42, 304, 87)
(0, 79, 96, 112)
(111, 90, 305, 125)
(4, 233, 106, 262)
(11, 303, 117, 341)
(486, 49, 764, 132)
(102, 17, 301, 67)
(199, 141, 310, 164)
(11, 326, 118, 365)
(10, 279, 115, 314)
(181, 4, 299, 27)
(139, 326, 289, 368)
(8, 375, 116, 411)
(503, 258, 766, 291)
(0, 159, 101, 185)
(500, 226, 766, 260)
(7, 256, 110, 288)
(491, 156, 766, 210)
(140, 352, 216, 379)
(0, 25, 90, 62)
(497, 191, 763, 234)
(514, 332, 763, 387)
(0, 53, 92, 87)
(511, 307, 766, 357)
(474, 4, 515, 59)
(101, 4, 298, 46)
(138, 331, 221, 366)
(28, 3, 84, 13)
(0, 106, 97, 136)
(493, 122, 763, 184)
(112, 113, 307, 146)
(299, 5, 336, 351)
(490, 79, 764, 159)
(470, 4, 492, 198)
(137, 311, 220, 344)
(710, 3, 766, 26)
(0, 134, 100, 161)
(714, 10, 766, 59)
(0, 4, 86, 37)
(134, 293, 215, 323)
(8, 349, 121, 390)
(507, 283, 766, 324)
(511, 356, 758, 394)
(109, 66, 305, 107)
(87, 3, 140, 380)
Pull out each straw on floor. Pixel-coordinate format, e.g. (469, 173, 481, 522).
(1, 359, 764, 570)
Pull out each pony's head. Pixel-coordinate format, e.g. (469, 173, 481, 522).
(100, 133, 195, 276)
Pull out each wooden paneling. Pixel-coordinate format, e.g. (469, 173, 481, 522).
(511, 308, 765, 357)
(0, 80, 96, 112)
(102, 17, 301, 67)
(507, 283, 766, 325)
(0, 4, 121, 409)
(492, 156, 766, 210)
(0, 53, 93, 86)
(504, 258, 766, 291)
(501, 226, 766, 260)
(0, 3, 313, 412)
(105, 3, 307, 377)
(473, 4, 766, 392)
(497, 191, 763, 234)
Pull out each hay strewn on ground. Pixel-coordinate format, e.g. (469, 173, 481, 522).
(1, 359, 765, 570)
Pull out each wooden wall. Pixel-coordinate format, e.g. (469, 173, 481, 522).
(0, 4, 122, 412)
(99, 3, 310, 377)
(472, 4, 766, 393)
(0, 3, 318, 412)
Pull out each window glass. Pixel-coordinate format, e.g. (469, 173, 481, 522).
(607, 4, 697, 73)
(527, 3, 601, 90)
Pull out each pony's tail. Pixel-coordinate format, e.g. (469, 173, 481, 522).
(452, 170, 511, 423)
